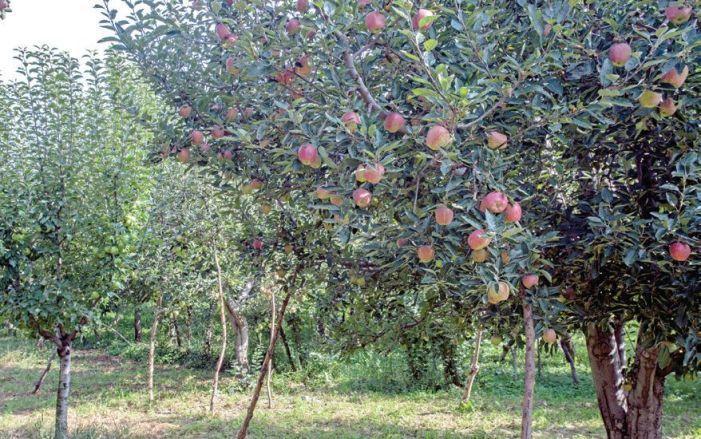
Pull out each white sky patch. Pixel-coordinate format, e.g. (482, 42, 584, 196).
(0, 0, 131, 80)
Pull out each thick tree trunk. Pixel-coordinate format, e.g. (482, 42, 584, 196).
(134, 306, 142, 342)
(210, 252, 227, 414)
(521, 297, 536, 439)
(279, 326, 297, 372)
(225, 299, 250, 375)
(237, 269, 301, 439)
(461, 328, 483, 403)
(148, 295, 163, 405)
(266, 288, 276, 408)
(586, 323, 628, 439)
(54, 341, 71, 439)
(32, 351, 55, 395)
(626, 344, 665, 439)
(560, 334, 579, 386)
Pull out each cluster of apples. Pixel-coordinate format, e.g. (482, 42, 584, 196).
(608, 5, 693, 117)
(607, 6, 694, 263)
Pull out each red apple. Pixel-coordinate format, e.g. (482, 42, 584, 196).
(659, 98, 677, 117)
(211, 126, 225, 139)
(487, 281, 510, 304)
(223, 150, 233, 160)
(226, 107, 238, 121)
(609, 42, 631, 67)
(660, 66, 689, 89)
(522, 274, 539, 289)
(225, 57, 236, 74)
(178, 105, 192, 118)
(296, 0, 309, 13)
(342, 111, 361, 133)
(215, 23, 232, 41)
(249, 179, 263, 190)
(316, 187, 331, 199)
(425, 125, 451, 150)
(383, 112, 405, 133)
(486, 131, 508, 149)
(252, 238, 264, 250)
(412, 9, 434, 30)
(177, 148, 190, 164)
(364, 164, 385, 184)
(223, 34, 238, 48)
(358, 0, 371, 7)
(330, 195, 343, 206)
(297, 143, 318, 166)
(665, 5, 692, 24)
(417, 245, 435, 263)
(191, 130, 204, 145)
(669, 242, 691, 262)
(353, 188, 372, 208)
(480, 191, 509, 214)
(435, 204, 454, 226)
(396, 238, 409, 247)
(504, 202, 522, 223)
(365, 11, 386, 33)
(286, 19, 301, 35)
(467, 229, 491, 250)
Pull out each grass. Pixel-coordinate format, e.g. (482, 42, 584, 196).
(0, 336, 699, 438)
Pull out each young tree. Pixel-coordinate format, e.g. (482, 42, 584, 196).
(0, 50, 155, 438)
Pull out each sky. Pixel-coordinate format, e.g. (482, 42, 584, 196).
(0, 0, 130, 80)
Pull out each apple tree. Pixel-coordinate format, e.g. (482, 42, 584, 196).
(102, 0, 698, 437)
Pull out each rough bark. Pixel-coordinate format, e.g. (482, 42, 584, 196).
(626, 345, 665, 439)
(279, 326, 297, 372)
(521, 296, 536, 439)
(237, 269, 301, 439)
(210, 252, 227, 414)
(225, 299, 250, 375)
(32, 351, 55, 395)
(461, 328, 483, 403)
(134, 306, 142, 342)
(560, 334, 579, 386)
(54, 341, 71, 439)
(172, 319, 182, 349)
(586, 323, 628, 439)
(148, 295, 163, 405)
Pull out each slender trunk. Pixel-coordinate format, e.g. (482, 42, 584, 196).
(585, 323, 627, 439)
(148, 295, 163, 405)
(134, 306, 142, 342)
(279, 326, 297, 372)
(185, 305, 193, 348)
(521, 294, 536, 439)
(32, 351, 56, 395)
(172, 319, 182, 349)
(54, 342, 71, 439)
(461, 328, 483, 403)
(560, 334, 579, 386)
(266, 288, 276, 409)
(210, 252, 227, 414)
(237, 270, 300, 439)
